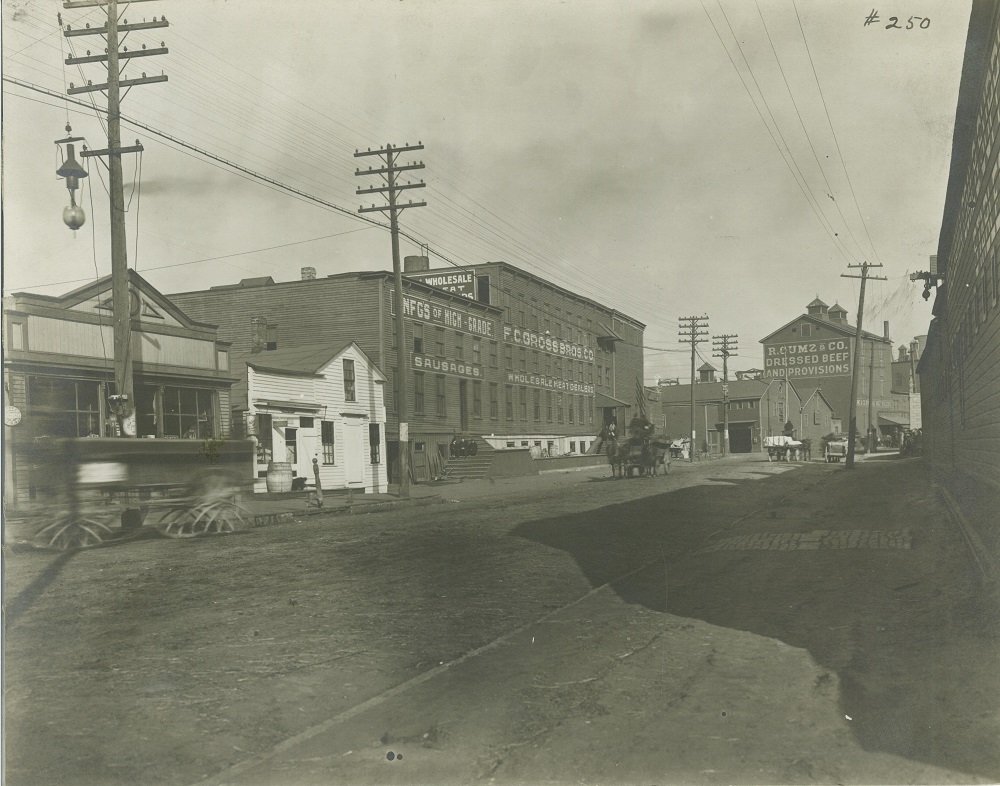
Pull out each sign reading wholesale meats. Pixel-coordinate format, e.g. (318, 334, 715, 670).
(764, 339, 852, 378)
(406, 270, 476, 299)
(503, 325, 596, 362)
(399, 295, 495, 337)
(507, 372, 595, 395)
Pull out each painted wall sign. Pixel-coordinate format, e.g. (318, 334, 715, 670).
(503, 325, 596, 362)
(413, 356, 483, 378)
(763, 339, 851, 378)
(400, 295, 494, 337)
(506, 371, 595, 395)
(406, 270, 476, 299)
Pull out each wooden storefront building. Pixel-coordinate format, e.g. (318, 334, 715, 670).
(3, 272, 237, 505)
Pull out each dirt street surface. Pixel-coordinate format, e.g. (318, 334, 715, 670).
(5, 454, 998, 786)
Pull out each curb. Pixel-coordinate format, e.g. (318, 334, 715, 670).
(252, 494, 446, 528)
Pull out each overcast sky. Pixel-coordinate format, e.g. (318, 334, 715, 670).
(2, 0, 972, 381)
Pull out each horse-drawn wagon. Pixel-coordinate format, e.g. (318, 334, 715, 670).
(20, 436, 255, 550)
(601, 417, 671, 479)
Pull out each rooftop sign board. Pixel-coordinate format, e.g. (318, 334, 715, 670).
(406, 270, 476, 299)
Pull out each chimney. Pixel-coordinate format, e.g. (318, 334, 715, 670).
(250, 317, 267, 354)
(301, 266, 316, 280)
(883, 320, 889, 340)
(404, 255, 430, 273)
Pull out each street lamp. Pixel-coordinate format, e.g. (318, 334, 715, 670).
(55, 124, 88, 231)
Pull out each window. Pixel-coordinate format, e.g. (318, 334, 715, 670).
(519, 348, 527, 372)
(414, 372, 425, 415)
(532, 350, 539, 372)
(505, 385, 514, 419)
(369, 423, 381, 464)
(455, 331, 464, 360)
(436, 375, 446, 416)
(216, 348, 229, 371)
(504, 345, 513, 369)
(299, 417, 314, 429)
(518, 309, 525, 326)
(413, 323, 424, 354)
(557, 393, 564, 423)
(322, 421, 336, 464)
(519, 386, 527, 420)
(472, 337, 481, 365)
(28, 377, 101, 437)
(533, 389, 541, 421)
(570, 441, 576, 453)
(489, 341, 498, 367)
(568, 396, 574, 424)
(473, 381, 482, 417)
(342, 359, 356, 401)
(162, 387, 215, 438)
(814, 411, 821, 425)
(266, 324, 278, 351)
(546, 391, 553, 421)
(388, 367, 397, 412)
(436, 327, 445, 357)
(489, 383, 499, 419)
(257, 413, 273, 464)
(9, 320, 25, 350)
(801, 322, 813, 338)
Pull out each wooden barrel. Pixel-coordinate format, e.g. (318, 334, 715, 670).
(266, 461, 293, 493)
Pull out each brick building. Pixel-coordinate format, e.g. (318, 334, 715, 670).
(169, 260, 645, 482)
(918, 1, 1000, 539)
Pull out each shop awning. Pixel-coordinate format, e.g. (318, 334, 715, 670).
(595, 392, 628, 408)
(878, 413, 909, 427)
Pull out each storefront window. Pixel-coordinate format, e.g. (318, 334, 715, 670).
(162, 386, 214, 438)
(27, 376, 100, 438)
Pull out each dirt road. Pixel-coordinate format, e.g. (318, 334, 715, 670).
(5, 455, 997, 785)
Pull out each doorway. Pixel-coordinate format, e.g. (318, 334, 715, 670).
(459, 380, 469, 432)
(729, 424, 753, 453)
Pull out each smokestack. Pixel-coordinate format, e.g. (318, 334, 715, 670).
(883, 320, 890, 340)
(404, 255, 430, 273)
(301, 266, 316, 280)
(250, 317, 267, 354)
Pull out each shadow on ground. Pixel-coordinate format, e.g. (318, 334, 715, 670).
(512, 461, 1000, 780)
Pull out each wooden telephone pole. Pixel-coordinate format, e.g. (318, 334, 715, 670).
(712, 333, 738, 455)
(64, 0, 168, 436)
(678, 315, 709, 462)
(841, 261, 886, 469)
(355, 143, 426, 498)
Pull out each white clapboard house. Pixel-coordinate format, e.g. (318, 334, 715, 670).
(236, 342, 387, 494)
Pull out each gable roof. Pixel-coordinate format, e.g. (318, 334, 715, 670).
(795, 385, 835, 412)
(8, 269, 220, 334)
(759, 311, 889, 344)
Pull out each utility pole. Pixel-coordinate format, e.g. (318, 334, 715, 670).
(712, 334, 738, 382)
(841, 261, 886, 468)
(867, 338, 877, 453)
(712, 334, 737, 455)
(678, 315, 709, 462)
(355, 143, 426, 498)
(64, 0, 169, 436)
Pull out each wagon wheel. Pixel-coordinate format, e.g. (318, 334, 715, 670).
(31, 511, 115, 550)
(157, 496, 252, 539)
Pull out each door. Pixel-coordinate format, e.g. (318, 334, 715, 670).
(345, 422, 365, 485)
(729, 425, 753, 453)
(285, 428, 298, 469)
(459, 380, 469, 432)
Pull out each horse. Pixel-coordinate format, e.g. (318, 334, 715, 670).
(605, 434, 627, 479)
(647, 440, 671, 476)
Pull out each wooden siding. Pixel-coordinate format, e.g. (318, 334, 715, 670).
(26, 315, 216, 369)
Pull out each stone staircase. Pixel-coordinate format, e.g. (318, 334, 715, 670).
(441, 438, 495, 480)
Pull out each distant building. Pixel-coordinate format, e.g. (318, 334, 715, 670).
(656, 378, 833, 454)
(759, 297, 908, 441)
